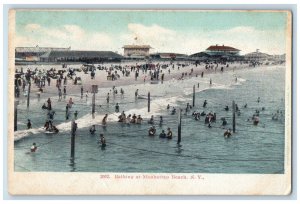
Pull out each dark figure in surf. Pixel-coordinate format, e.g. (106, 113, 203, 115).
(90, 125, 96, 135)
(171, 107, 176, 115)
(203, 100, 207, 108)
(63, 86, 66, 96)
(81, 86, 83, 98)
(136, 115, 143, 124)
(224, 129, 232, 138)
(99, 134, 106, 148)
(167, 128, 173, 139)
(47, 98, 52, 110)
(30, 143, 37, 153)
(235, 104, 239, 112)
(102, 114, 108, 126)
(74, 111, 78, 120)
(131, 114, 137, 123)
(115, 103, 119, 113)
(159, 130, 167, 138)
(48, 111, 55, 120)
(148, 115, 154, 124)
(106, 93, 110, 103)
(159, 116, 163, 126)
(44, 121, 49, 130)
(221, 118, 227, 126)
(27, 119, 32, 129)
(42, 103, 47, 110)
(148, 126, 156, 136)
(224, 106, 229, 111)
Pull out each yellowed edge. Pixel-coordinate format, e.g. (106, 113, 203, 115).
(283, 10, 292, 195)
(12, 9, 291, 13)
(8, 9, 293, 196)
(8, 9, 16, 196)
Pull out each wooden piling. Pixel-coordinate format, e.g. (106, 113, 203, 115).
(148, 92, 150, 112)
(70, 120, 76, 159)
(91, 85, 98, 119)
(27, 81, 31, 108)
(14, 101, 19, 131)
(177, 109, 182, 144)
(193, 85, 195, 107)
(92, 92, 95, 118)
(232, 100, 236, 133)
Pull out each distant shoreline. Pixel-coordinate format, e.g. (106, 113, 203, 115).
(14, 61, 285, 97)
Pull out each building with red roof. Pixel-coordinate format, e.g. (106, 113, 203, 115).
(205, 44, 240, 56)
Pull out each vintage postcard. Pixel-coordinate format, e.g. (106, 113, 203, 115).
(8, 9, 292, 195)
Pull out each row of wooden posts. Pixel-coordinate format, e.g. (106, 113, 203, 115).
(13, 83, 236, 159)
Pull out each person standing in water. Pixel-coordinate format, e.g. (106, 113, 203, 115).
(74, 111, 78, 120)
(63, 86, 67, 98)
(30, 143, 37, 152)
(159, 130, 166, 138)
(85, 91, 89, 101)
(203, 100, 207, 108)
(90, 125, 96, 135)
(100, 134, 106, 147)
(106, 93, 110, 104)
(102, 114, 108, 126)
(167, 128, 173, 139)
(58, 88, 62, 100)
(80, 86, 84, 98)
(115, 103, 119, 113)
(27, 119, 32, 129)
(159, 116, 163, 126)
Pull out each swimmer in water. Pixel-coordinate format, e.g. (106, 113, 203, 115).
(30, 143, 37, 152)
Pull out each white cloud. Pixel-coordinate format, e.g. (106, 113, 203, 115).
(16, 24, 114, 51)
(120, 24, 286, 55)
(16, 23, 287, 55)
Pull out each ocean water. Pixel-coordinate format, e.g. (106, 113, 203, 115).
(14, 64, 285, 173)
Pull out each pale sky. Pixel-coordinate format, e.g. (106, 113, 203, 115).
(15, 10, 289, 55)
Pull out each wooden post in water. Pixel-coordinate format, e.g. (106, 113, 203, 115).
(92, 92, 95, 118)
(148, 92, 150, 112)
(14, 101, 19, 131)
(70, 120, 76, 159)
(232, 100, 236, 133)
(177, 109, 182, 144)
(27, 81, 31, 108)
(192, 85, 195, 107)
(91, 85, 98, 119)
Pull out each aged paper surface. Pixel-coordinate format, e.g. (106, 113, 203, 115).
(8, 9, 292, 195)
